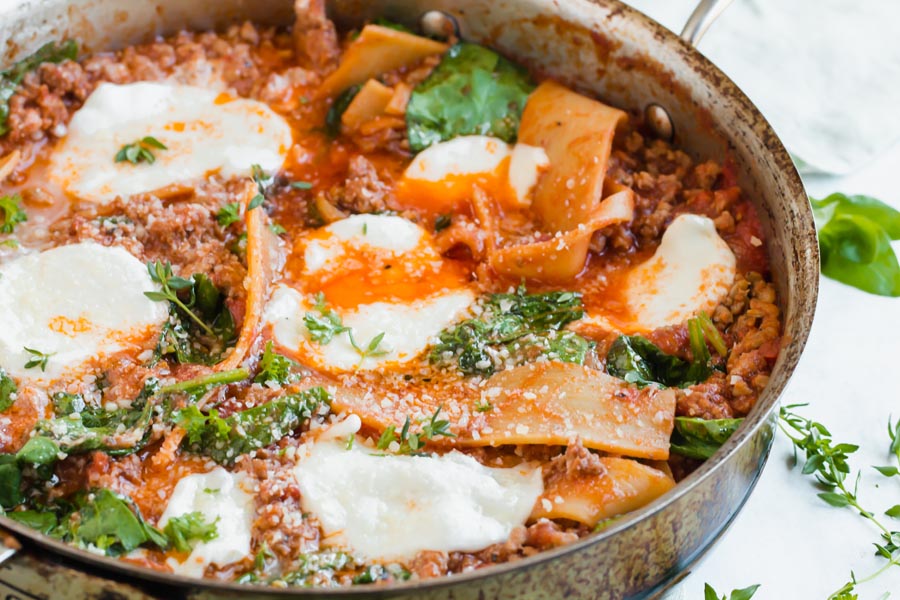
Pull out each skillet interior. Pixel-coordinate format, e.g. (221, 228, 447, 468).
(0, 0, 817, 597)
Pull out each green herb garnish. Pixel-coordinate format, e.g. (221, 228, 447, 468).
(248, 164, 273, 210)
(376, 406, 454, 455)
(434, 213, 452, 232)
(348, 330, 389, 360)
(406, 42, 534, 152)
(23, 347, 54, 372)
(0, 194, 26, 234)
(0, 369, 16, 412)
(176, 386, 331, 464)
(217, 202, 241, 227)
(114, 136, 167, 165)
(163, 511, 219, 553)
(303, 293, 350, 344)
(325, 85, 360, 137)
(811, 193, 900, 297)
(254, 341, 298, 386)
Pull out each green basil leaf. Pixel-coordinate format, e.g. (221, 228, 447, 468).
(811, 193, 900, 297)
(406, 42, 534, 152)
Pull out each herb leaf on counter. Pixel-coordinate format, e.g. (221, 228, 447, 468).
(703, 583, 760, 600)
(811, 193, 900, 297)
(430, 286, 590, 376)
(0, 194, 26, 234)
(0, 40, 78, 137)
(670, 417, 744, 460)
(176, 386, 331, 464)
(406, 42, 534, 151)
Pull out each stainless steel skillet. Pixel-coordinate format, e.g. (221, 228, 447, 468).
(0, 0, 818, 597)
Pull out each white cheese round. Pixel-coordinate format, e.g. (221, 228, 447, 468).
(48, 82, 293, 202)
(0, 242, 168, 382)
(293, 417, 542, 561)
(625, 214, 737, 331)
(159, 467, 255, 577)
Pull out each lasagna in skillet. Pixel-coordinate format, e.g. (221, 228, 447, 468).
(0, 1, 781, 586)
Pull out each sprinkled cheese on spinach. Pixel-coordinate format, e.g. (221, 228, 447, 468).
(430, 285, 591, 376)
(0, 40, 78, 137)
(254, 341, 299, 386)
(406, 42, 534, 152)
(0, 369, 17, 412)
(176, 386, 331, 464)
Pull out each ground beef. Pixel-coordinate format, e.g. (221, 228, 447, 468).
(292, 0, 340, 71)
(543, 439, 606, 487)
(338, 156, 392, 213)
(247, 456, 321, 564)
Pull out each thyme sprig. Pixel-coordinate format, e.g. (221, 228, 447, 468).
(115, 136, 167, 165)
(23, 347, 54, 372)
(779, 404, 900, 599)
(376, 406, 455, 455)
(144, 261, 216, 337)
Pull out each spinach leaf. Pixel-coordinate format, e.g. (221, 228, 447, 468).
(176, 386, 331, 464)
(52, 489, 167, 555)
(0, 435, 64, 508)
(0, 456, 22, 508)
(163, 511, 218, 552)
(35, 381, 160, 457)
(430, 286, 590, 376)
(5, 509, 57, 534)
(0, 40, 78, 136)
(148, 264, 237, 364)
(606, 312, 723, 388)
(811, 193, 900, 297)
(670, 417, 744, 460)
(406, 42, 534, 151)
(0, 369, 17, 412)
(326, 85, 360, 137)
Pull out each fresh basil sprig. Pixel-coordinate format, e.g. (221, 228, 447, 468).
(811, 193, 900, 297)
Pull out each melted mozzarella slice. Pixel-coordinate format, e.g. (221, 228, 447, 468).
(48, 82, 292, 202)
(0, 242, 168, 382)
(581, 214, 736, 334)
(159, 467, 255, 577)
(625, 215, 736, 331)
(266, 284, 474, 372)
(293, 416, 542, 561)
(268, 214, 475, 372)
(398, 135, 549, 211)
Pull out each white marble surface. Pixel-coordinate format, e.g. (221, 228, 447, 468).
(661, 140, 900, 599)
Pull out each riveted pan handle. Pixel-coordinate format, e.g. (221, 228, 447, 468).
(643, 0, 735, 140)
(680, 0, 735, 46)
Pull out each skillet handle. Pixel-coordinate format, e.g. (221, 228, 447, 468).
(680, 0, 735, 46)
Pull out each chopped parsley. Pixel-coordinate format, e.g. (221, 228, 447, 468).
(217, 202, 242, 227)
(163, 511, 219, 553)
(114, 136, 167, 165)
(253, 341, 298, 386)
(248, 163, 273, 210)
(303, 293, 350, 344)
(0, 194, 26, 234)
